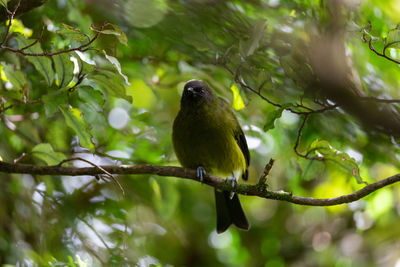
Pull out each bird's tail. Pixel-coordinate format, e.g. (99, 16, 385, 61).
(214, 189, 250, 233)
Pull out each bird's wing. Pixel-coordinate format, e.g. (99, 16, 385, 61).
(234, 126, 250, 180)
(219, 98, 250, 180)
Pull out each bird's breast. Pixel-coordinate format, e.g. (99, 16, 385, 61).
(173, 107, 246, 178)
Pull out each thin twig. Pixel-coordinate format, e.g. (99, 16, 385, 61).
(57, 157, 125, 196)
(233, 71, 283, 109)
(293, 114, 323, 161)
(359, 96, 400, 103)
(0, 0, 21, 46)
(73, 229, 107, 264)
(20, 24, 45, 51)
(78, 216, 111, 250)
(364, 33, 400, 65)
(258, 158, 274, 185)
(13, 152, 28, 163)
(224, 64, 339, 115)
(0, 99, 42, 114)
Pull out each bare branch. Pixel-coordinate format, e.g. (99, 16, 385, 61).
(0, 0, 48, 23)
(19, 24, 45, 51)
(258, 158, 274, 185)
(0, 99, 42, 114)
(362, 25, 400, 65)
(0, 0, 21, 46)
(57, 157, 125, 196)
(293, 114, 323, 161)
(13, 152, 28, 163)
(222, 64, 339, 115)
(365, 36, 400, 65)
(359, 96, 400, 104)
(0, 161, 399, 206)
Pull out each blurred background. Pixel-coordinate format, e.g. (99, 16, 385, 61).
(1, 0, 400, 266)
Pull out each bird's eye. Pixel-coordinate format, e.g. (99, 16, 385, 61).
(194, 87, 203, 93)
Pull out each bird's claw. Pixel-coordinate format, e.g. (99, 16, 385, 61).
(196, 166, 206, 183)
(226, 174, 237, 189)
(226, 174, 238, 199)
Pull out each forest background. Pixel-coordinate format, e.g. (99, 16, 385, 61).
(1, 0, 400, 266)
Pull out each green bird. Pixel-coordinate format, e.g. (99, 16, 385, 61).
(172, 79, 250, 233)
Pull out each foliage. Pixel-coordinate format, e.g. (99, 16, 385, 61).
(1, 0, 400, 266)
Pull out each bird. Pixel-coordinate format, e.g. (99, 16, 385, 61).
(172, 79, 250, 233)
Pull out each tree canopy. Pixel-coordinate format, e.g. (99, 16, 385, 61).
(1, 0, 400, 266)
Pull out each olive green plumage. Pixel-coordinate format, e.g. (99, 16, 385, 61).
(172, 79, 250, 233)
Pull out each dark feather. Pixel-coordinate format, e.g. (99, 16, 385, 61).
(215, 189, 232, 233)
(228, 192, 249, 230)
(215, 189, 250, 233)
(234, 128, 250, 180)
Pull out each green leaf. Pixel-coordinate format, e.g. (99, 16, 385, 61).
(57, 24, 89, 42)
(256, 69, 272, 90)
(280, 55, 297, 81)
(307, 139, 364, 184)
(263, 108, 283, 131)
(32, 143, 66, 166)
(76, 255, 88, 267)
(59, 106, 95, 151)
(230, 84, 245, 110)
(0, 0, 10, 8)
(2, 63, 26, 91)
(385, 27, 400, 49)
(347, 21, 362, 32)
(239, 19, 267, 57)
(87, 72, 131, 101)
(53, 53, 74, 88)
(96, 23, 128, 46)
(77, 86, 105, 124)
(42, 89, 68, 117)
(9, 19, 32, 37)
(126, 79, 156, 109)
(15, 34, 54, 86)
(68, 256, 77, 267)
(103, 51, 130, 85)
(76, 56, 95, 74)
(77, 86, 104, 108)
(184, 34, 210, 52)
(279, 55, 313, 86)
(0, 88, 23, 100)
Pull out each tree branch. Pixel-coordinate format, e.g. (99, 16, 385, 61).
(0, 161, 398, 206)
(1, 22, 109, 56)
(362, 30, 400, 65)
(0, 0, 47, 23)
(293, 114, 324, 161)
(222, 64, 339, 116)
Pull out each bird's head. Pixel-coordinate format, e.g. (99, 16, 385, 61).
(181, 79, 216, 107)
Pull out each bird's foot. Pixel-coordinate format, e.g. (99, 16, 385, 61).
(226, 173, 238, 189)
(226, 173, 238, 199)
(196, 166, 206, 183)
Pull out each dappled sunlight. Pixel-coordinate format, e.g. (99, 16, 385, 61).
(0, 0, 400, 265)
